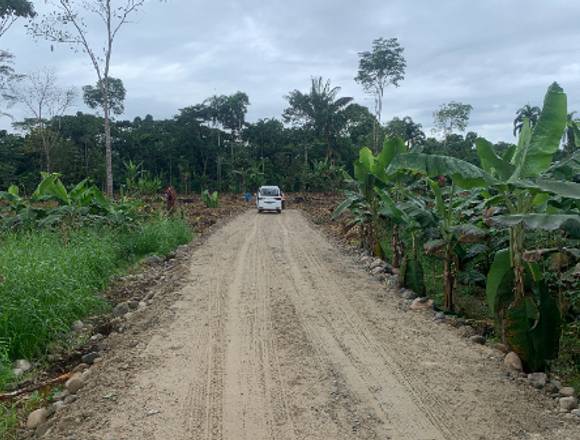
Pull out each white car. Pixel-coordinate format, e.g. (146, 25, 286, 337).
(256, 186, 283, 213)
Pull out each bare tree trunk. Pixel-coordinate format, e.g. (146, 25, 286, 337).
(104, 104, 113, 196)
(443, 246, 455, 312)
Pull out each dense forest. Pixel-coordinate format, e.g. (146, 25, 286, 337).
(6, 78, 576, 196)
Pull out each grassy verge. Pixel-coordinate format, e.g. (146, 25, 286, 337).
(0, 216, 192, 390)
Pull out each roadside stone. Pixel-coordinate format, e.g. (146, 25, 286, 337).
(144, 255, 163, 265)
(90, 333, 104, 343)
(360, 255, 372, 265)
(401, 289, 417, 300)
(433, 312, 446, 321)
(458, 326, 476, 338)
(165, 251, 177, 260)
(504, 352, 523, 371)
(54, 390, 70, 401)
(491, 342, 509, 353)
(559, 396, 578, 411)
(63, 395, 77, 405)
(128, 300, 139, 310)
(51, 401, 66, 413)
(65, 374, 85, 394)
(527, 372, 547, 389)
(36, 424, 52, 438)
(371, 266, 385, 276)
(26, 408, 49, 429)
(571, 409, 580, 417)
(409, 297, 433, 311)
(369, 259, 385, 271)
(113, 302, 130, 317)
(14, 359, 32, 372)
(81, 352, 98, 365)
(560, 387, 576, 398)
(71, 320, 84, 333)
(544, 382, 559, 394)
(469, 335, 486, 345)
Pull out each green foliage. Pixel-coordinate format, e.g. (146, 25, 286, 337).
(510, 82, 567, 180)
(433, 102, 473, 137)
(0, 173, 144, 230)
(82, 77, 126, 115)
(337, 83, 578, 370)
(387, 152, 495, 188)
(122, 160, 162, 196)
(201, 189, 219, 208)
(0, 217, 192, 378)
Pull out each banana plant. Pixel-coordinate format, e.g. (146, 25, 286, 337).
(333, 137, 405, 259)
(202, 189, 219, 208)
(388, 82, 579, 369)
(377, 186, 435, 294)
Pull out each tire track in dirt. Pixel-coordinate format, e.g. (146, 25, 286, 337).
(277, 214, 451, 440)
(44, 210, 578, 440)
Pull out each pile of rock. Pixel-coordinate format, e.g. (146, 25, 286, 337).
(500, 352, 579, 418)
(25, 363, 92, 437)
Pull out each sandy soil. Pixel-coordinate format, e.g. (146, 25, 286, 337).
(43, 210, 578, 440)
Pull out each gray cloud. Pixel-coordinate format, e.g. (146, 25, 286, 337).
(2, 0, 580, 142)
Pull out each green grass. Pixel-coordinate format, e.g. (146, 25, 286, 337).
(0, 217, 192, 389)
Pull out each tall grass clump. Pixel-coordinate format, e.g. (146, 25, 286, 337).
(0, 217, 192, 380)
(119, 216, 193, 259)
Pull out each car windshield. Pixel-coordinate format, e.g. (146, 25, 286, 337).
(260, 188, 279, 197)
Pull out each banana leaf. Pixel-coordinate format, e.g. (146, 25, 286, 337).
(354, 147, 373, 184)
(510, 82, 568, 180)
(387, 153, 496, 189)
(32, 173, 70, 205)
(491, 214, 580, 237)
(450, 224, 488, 243)
(486, 249, 514, 316)
(332, 194, 360, 220)
(475, 137, 514, 180)
(534, 179, 580, 200)
(505, 265, 561, 371)
(373, 137, 405, 183)
(544, 150, 580, 180)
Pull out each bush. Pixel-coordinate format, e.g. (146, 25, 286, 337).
(0, 217, 192, 382)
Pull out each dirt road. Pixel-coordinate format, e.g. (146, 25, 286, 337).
(48, 210, 577, 440)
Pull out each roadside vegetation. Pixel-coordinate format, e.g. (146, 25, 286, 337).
(0, 174, 192, 391)
(334, 83, 579, 384)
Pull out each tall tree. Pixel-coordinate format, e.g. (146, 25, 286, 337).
(385, 116, 425, 150)
(0, 0, 35, 37)
(355, 37, 406, 151)
(31, 0, 150, 196)
(0, 1, 35, 115)
(513, 104, 540, 137)
(10, 68, 75, 172)
(82, 77, 126, 116)
(433, 101, 473, 140)
(283, 77, 353, 161)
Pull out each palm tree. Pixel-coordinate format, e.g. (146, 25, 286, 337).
(283, 77, 353, 161)
(562, 112, 579, 157)
(513, 104, 541, 137)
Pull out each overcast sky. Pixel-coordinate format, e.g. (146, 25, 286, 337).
(3, 0, 580, 142)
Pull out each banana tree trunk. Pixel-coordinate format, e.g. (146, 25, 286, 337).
(443, 244, 455, 312)
(391, 224, 402, 268)
(510, 224, 526, 300)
